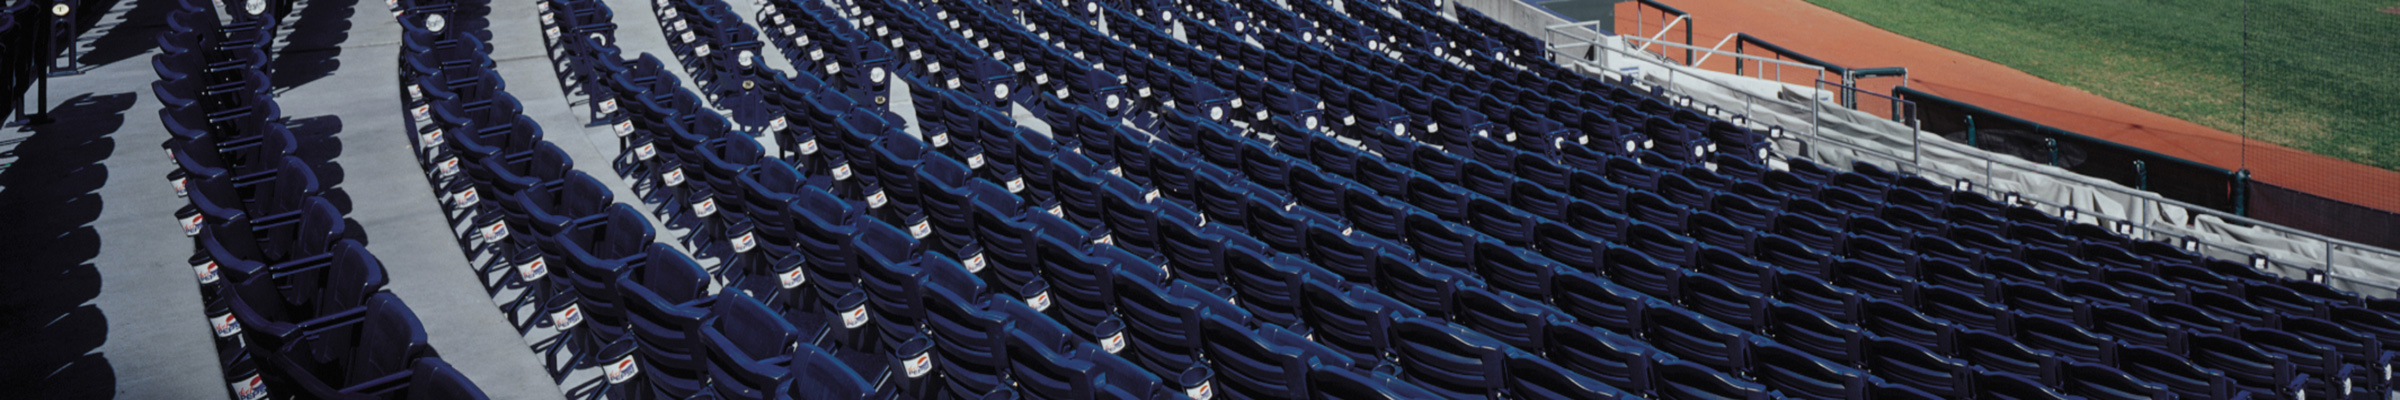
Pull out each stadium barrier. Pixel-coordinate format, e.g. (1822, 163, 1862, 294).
(2249, 180, 2400, 251)
(1529, 14, 2400, 296)
(1898, 87, 2245, 214)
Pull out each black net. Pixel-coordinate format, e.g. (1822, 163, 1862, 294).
(1899, 87, 2241, 213)
(2250, 182, 2400, 250)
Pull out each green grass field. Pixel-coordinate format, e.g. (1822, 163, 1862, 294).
(1805, 0, 2400, 170)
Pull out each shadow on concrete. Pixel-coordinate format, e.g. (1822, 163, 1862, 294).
(0, 92, 135, 399)
(270, 0, 358, 90)
(75, 0, 166, 67)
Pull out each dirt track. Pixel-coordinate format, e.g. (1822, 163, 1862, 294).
(1611, 0, 2400, 213)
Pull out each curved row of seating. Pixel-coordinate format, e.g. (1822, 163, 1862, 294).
(386, 1, 758, 399)
(1132, 0, 2400, 397)
(157, 1, 491, 399)
(541, 0, 1609, 397)
(892, 0, 2400, 397)
(411, 0, 2400, 396)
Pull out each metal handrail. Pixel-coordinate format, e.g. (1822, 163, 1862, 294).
(1632, 15, 1686, 56)
(1604, 33, 1831, 74)
(1691, 32, 1742, 68)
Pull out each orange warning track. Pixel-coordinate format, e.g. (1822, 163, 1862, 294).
(1613, 0, 2400, 213)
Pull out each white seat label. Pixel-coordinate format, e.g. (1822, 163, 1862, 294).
(554, 303, 584, 330)
(774, 254, 810, 287)
(604, 356, 641, 384)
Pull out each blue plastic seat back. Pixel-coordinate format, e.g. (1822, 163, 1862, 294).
(1374, 251, 1480, 319)
(2117, 344, 2235, 400)
(1693, 246, 1772, 294)
(1453, 287, 1565, 350)
(1504, 352, 1630, 400)
(1679, 274, 1769, 331)
(1114, 275, 1217, 377)
(701, 292, 800, 400)
(1921, 284, 2012, 334)
(1202, 316, 1344, 399)
(1226, 248, 1317, 328)
(1390, 318, 1509, 399)
(781, 343, 878, 400)
(1653, 360, 1771, 400)
(1301, 279, 1425, 363)
(1764, 302, 1867, 366)
(1544, 323, 1667, 396)
(618, 246, 714, 375)
(2061, 361, 2172, 400)
(1864, 336, 1971, 398)
(1306, 367, 1444, 400)
(270, 293, 431, 399)
(1756, 234, 1835, 277)
(1688, 212, 1758, 256)
(403, 358, 491, 400)
(2198, 330, 2304, 392)
(1750, 343, 1870, 400)
(1641, 306, 1754, 372)
(1603, 245, 1681, 300)
(1952, 329, 2060, 386)
(1470, 242, 1564, 298)
(1859, 298, 1948, 351)
(1551, 273, 1652, 335)
(1974, 370, 2075, 400)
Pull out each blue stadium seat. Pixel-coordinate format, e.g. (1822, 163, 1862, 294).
(1653, 360, 1771, 400)
(1749, 343, 1870, 400)
(701, 292, 801, 400)
(1864, 336, 1972, 398)
(262, 293, 432, 399)
(615, 246, 714, 398)
(1389, 318, 1509, 399)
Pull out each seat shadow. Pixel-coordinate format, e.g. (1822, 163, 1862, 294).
(270, 0, 358, 89)
(75, 0, 169, 67)
(0, 92, 133, 398)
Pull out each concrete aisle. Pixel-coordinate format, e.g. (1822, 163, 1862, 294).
(0, 0, 224, 394)
(276, 0, 570, 397)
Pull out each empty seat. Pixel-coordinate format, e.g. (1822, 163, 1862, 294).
(1749, 343, 1870, 400)
(1642, 307, 1758, 373)
(1390, 319, 1509, 399)
(2119, 343, 2240, 400)
(1653, 360, 1770, 400)
(701, 292, 801, 400)
(262, 293, 432, 399)
(1544, 323, 1669, 396)
(1864, 336, 1972, 398)
(2059, 361, 2172, 400)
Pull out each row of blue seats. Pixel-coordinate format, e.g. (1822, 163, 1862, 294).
(532, 0, 1234, 398)
(392, 2, 737, 398)
(642, 0, 1368, 394)
(566, 0, 2400, 397)
(1099, 1, 2400, 397)
(952, 6, 1906, 399)
(792, 1, 2044, 397)
(608, 0, 1638, 398)
(155, 0, 490, 398)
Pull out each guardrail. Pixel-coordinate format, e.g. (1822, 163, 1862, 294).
(1625, 0, 1693, 63)
(1543, 20, 1830, 138)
